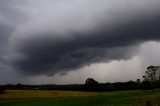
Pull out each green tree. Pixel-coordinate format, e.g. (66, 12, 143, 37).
(85, 78, 99, 91)
(143, 66, 160, 91)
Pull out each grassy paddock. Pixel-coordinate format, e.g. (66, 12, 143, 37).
(0, 90, 160, 106)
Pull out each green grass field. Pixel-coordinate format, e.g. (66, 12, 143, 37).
(0, 90, 160, 106)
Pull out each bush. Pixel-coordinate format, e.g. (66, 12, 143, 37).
(0, 86, 5, 93)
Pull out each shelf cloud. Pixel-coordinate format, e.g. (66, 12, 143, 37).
(0, 0, 160, 77)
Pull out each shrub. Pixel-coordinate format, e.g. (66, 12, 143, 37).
(0, 86, 5, 93)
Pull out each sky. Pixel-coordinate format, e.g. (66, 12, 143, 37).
(0, 0, 160, 84)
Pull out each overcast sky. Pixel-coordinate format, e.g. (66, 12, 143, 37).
(0, 0, 160, 84)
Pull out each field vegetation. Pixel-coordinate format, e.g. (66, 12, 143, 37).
(0, 90, 160, 106)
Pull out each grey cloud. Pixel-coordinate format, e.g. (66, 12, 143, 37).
(0, 22, 14, 67)
(7, 0, 160, 76)
(0, 0, 28, 83)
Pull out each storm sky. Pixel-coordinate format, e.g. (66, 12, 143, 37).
(0, 0, 160, 84)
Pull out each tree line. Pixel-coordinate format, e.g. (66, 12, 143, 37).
(0, 65, 160, 92)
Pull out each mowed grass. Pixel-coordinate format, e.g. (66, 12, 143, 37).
(0, 90, 160, 106)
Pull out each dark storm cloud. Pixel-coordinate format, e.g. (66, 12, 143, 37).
(0, 0, 28, 46)
(0, 0, 28, 77)
(7, 0, 160, 76)
(0, 0, 18, 45)
(0, 22, 13, 44)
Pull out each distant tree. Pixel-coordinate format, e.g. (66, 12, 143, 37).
(126, 80, 138, 90)
(157, 66, 160, 88)
(136, 79, 141, 85)
(0, 85, 5, 93)
(142, 65, 160, 91)
(141, 80, 151, 91)
(85, 78, 99, 91)
(136, 79, 141, 89)
(106, 82, 114, 91)
(85, 78, 99, 86)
